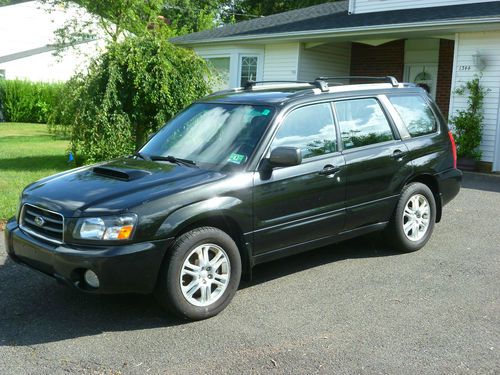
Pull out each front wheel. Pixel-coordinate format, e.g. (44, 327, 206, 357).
(155, 227, 242, 320)
(385, 182, 436, 253)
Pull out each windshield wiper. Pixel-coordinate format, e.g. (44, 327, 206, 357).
(132, 152, 151, 161)
(149, 155, 198, 168)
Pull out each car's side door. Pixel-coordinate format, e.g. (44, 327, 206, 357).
(332, 97, 413, 231)
(252, 102, 346, 256)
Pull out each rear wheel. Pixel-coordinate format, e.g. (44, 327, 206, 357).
(385, 182, 436, 252)
(155, 226, 241, 320)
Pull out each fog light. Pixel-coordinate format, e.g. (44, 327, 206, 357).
(84, 270, 100, 288)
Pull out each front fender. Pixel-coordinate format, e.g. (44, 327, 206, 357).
(155, 196, 247, 238)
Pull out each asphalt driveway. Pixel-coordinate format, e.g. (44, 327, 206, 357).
(0, 173, 499, 374)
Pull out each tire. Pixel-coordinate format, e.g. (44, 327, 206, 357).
(385, 182, 436, 253)
(155, 226, 242, 320)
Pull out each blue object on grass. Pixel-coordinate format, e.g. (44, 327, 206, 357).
(68, 152, 74, 163)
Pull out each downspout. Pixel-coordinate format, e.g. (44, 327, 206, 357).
(349, 0, 356, 15)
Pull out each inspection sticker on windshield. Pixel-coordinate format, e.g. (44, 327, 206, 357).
(262, 109, 271, 116)
(228, 153, 246, 164)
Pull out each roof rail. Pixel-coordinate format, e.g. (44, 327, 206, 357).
(315, 76, 399, 87)
(243, 80, 329, 92)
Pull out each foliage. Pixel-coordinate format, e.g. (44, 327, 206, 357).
(0, 80, 64, 124)
(0, 0, 31, 6)
(342, 131, 393, 149)
(47, 75, 85, 136)
(68, 30, 213, 165)
(224, 0, 336, 22)
(40, 0, 167, 52)
(0, 123, 69, 222)
(162, 0, 226, 34)
(450, 75, 489, 160)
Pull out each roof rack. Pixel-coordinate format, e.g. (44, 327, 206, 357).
(244, 80, 328, 92)
(315, 76, 399, 87)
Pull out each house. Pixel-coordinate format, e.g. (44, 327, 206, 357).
(172, 0, 500, 172)
(0, 1, 104, 82)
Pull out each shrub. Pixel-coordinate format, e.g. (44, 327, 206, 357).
(450, 75, 489, 160)
(67, 31, 213, 165)
(0, 79, 64, 123)
(47, 75, 85, 136)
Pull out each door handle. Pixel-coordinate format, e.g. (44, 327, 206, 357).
(390, 149, 405, 159)
(319, 164, 340, 176)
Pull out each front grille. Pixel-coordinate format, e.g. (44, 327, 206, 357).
(20, 204, 64, 244)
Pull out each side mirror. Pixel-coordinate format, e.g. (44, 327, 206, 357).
(269, 146, 302, 167)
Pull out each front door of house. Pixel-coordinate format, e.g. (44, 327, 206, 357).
(404, 64, 438, 99)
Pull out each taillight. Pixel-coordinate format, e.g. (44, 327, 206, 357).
(448, 131, 457, 169)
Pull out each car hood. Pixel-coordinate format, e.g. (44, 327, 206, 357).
(22, 158, 225, 217)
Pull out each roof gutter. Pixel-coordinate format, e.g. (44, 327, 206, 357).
(174, 17, 500, 45)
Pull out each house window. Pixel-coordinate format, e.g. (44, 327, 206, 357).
(240, 56, 258, 86)
(206, 57, 230, 91)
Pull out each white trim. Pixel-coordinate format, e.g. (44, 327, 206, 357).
(493, 91, 500, 171)
(448, 33, 460, 123)
(176, 18, 500, 45)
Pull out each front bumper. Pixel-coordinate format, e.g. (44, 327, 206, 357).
(4, 219, 174, 294)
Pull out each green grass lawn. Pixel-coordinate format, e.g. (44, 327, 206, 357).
(0, 123, 70, 224)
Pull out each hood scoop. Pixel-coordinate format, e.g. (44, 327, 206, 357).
(92, 166, 151, 181)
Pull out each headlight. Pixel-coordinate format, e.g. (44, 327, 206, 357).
(74, 214, 137, 241)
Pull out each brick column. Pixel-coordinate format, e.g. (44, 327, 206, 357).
(350, 40, 405, 82)
(436, 39, 455, 119)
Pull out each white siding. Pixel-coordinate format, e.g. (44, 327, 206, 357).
(263, 43, 300, 81)
(297, 43, 351, 81)
(0, 0, 103, 82)
(193, 44, 264, 88)
(448, 31, 500, 169)
(0, 41, 103, 82)
(350, 0, 499, 14)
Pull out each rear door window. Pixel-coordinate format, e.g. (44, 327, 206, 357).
(333, 98, 394, 150)
(388, 95, 437, 137)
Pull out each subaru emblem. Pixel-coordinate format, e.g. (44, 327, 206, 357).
(34, 216, 45, 227)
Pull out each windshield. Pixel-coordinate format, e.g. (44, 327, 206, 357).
(140, 103, 275, 171)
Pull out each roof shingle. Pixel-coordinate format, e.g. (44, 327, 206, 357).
(172, 1, 500, 44)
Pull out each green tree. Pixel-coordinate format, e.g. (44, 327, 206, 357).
(224, 0, 336, 22)
(68, 29, 213, 164)
(162, 0, 227, 34)
(41, 0, 167, 49)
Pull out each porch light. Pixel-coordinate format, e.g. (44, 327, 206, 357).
(472, 51, 486, 71)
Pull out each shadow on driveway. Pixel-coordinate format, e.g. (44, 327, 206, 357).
(0, 233, 397, 347)
(462, 172, 500, 193)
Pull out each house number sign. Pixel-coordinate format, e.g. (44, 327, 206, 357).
(458, 65, 472, 71)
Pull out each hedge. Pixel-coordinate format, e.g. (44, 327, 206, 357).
(0, 79, 64, 124)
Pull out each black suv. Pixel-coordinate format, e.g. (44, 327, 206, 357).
(5, 76, 461, 320)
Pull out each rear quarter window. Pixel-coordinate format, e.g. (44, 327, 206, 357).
(388, 95, 437, 137)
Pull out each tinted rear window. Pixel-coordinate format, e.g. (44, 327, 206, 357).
(388, 95, 437, 137)
(334, 98, 394, 150)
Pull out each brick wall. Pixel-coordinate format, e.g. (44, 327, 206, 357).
(436, 39, 455, 119)
(350, 40, 405, 81)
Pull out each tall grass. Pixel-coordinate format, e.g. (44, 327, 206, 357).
(0, 79, 64, 124)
